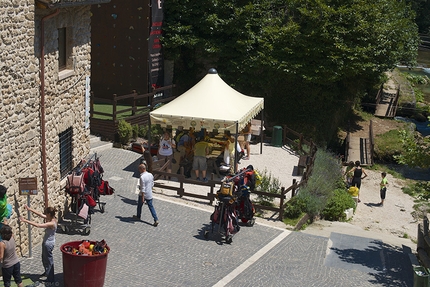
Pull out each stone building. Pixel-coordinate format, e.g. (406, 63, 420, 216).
(0, 0, 109, 254)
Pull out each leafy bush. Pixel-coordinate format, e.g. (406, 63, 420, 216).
(255, 168, 281, 206)
(117, 119, 133, 145)
(138, 125, 164, 142)
(320, 188, 356, 221)
(403, 181, 430, 200)
(132, 124, 139, 139)
(284, 196, 307, 219)
(285, 149, 345, 219)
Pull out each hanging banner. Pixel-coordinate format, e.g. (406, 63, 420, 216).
(149, 0, 164, 92)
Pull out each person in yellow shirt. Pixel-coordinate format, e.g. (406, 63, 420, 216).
(379, 172, 388, 206)
(193, 137, 210, 182)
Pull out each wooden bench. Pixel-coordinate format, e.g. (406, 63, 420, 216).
(297, 155, 309, 176)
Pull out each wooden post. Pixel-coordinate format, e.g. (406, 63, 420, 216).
(209, 174, 215, 205)
(299, 134, 303, 152)
(179, 166, 184, 197)
(113, 94, 117, 122)
(132, 90, 137, 116)
(282, 125, 287, 147)
(279, 187, 285, 220)
(260, 110, 264, 154)
(143, 150, 152, 173)
(292, 179, 297, 197)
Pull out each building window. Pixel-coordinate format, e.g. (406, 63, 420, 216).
(58, 27, 73, 73)
(59, 127, 73, 178)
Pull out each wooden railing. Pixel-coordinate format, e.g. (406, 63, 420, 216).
(142, 124, 317, 221)
(90, 85, 175, 140)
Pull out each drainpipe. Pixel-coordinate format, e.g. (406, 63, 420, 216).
(40, 8, 59, 208)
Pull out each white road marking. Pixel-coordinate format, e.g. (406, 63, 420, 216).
(212, 230, 291, 287)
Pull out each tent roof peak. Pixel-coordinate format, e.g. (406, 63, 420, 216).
(208, 68, 218, 74)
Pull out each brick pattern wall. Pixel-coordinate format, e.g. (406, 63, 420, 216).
(0, 2, 91, 254)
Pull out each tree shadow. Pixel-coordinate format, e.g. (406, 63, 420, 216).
(328, 240, 413, 286)
(384, 164, 430, 181)
(339, 111, 367, 134)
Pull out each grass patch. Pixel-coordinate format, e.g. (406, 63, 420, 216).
(373, 130, 404, 162)
(283, 212, 306, 227)
(356, 110, 374, 121)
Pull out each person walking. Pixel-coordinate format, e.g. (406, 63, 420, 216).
(379, 172, 388, 206)
(0, 225, 23, 287)
(349, 161, 367, 202)
(19, 205, 57, 284)
(133, 163, 159, 226)
(158, 131, 176, 175)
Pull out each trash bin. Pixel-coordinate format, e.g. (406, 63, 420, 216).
(413, 266, 429, 287)
(61, 241, 110, 287)
(271, 126, 283, 147)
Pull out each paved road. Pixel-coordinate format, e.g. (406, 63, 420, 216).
(18, 147, 414, 287)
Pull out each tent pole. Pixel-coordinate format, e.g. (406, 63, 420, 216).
(260, 109, 264, 154)
(234, 122, 239, 173)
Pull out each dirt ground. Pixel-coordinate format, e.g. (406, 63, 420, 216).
(307, 115, 425, 247)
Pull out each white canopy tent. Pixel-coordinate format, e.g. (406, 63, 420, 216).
(150, 68, 264, 133)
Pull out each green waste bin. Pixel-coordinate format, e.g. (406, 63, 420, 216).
(413, 266, 429, 287)
(271, 126, 283, 147)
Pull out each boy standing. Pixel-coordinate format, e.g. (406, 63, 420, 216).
(379, 172, 388, 206)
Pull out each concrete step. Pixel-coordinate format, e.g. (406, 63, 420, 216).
(90, 135, 113, 152)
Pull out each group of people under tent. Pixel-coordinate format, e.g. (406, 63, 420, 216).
(155, 122, 253, 181)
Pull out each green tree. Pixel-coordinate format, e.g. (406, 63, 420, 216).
(408, 0, 430, 33)
(395, 129, 430, 168)
(163, 0, 419, 143)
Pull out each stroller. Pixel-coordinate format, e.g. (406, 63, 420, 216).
(226, 165, 257, 226)
(62, 154, 114, 235)
(204, 166, 256, 243)
(204, 181, 241, 244)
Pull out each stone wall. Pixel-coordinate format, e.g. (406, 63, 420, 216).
(0, 2, 91, 255)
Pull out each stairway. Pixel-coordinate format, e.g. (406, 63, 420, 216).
(90, 134, 113, 152)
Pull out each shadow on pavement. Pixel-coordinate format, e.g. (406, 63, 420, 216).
(327, 234, 413, 287)
(123, 158, 141, 178)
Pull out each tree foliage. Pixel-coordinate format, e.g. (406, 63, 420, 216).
(395, 129, 430, 168)
(163, 0, 419, 143)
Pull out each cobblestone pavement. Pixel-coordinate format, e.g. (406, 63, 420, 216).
(18, 147, 413, 287)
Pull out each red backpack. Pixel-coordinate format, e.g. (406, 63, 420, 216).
(98, 180, 114, 195)
(65, 172, 85, 195)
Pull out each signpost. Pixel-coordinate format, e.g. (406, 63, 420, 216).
(19, 177, 38, 258)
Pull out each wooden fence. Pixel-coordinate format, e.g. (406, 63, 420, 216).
(144, 125, 317, 221)
(418, 215, 430, 267)
(90, 85, 175, 140)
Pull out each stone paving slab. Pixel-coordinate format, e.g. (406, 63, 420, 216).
(17, 147, 414, 287)
(227, 231, 413, 287)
